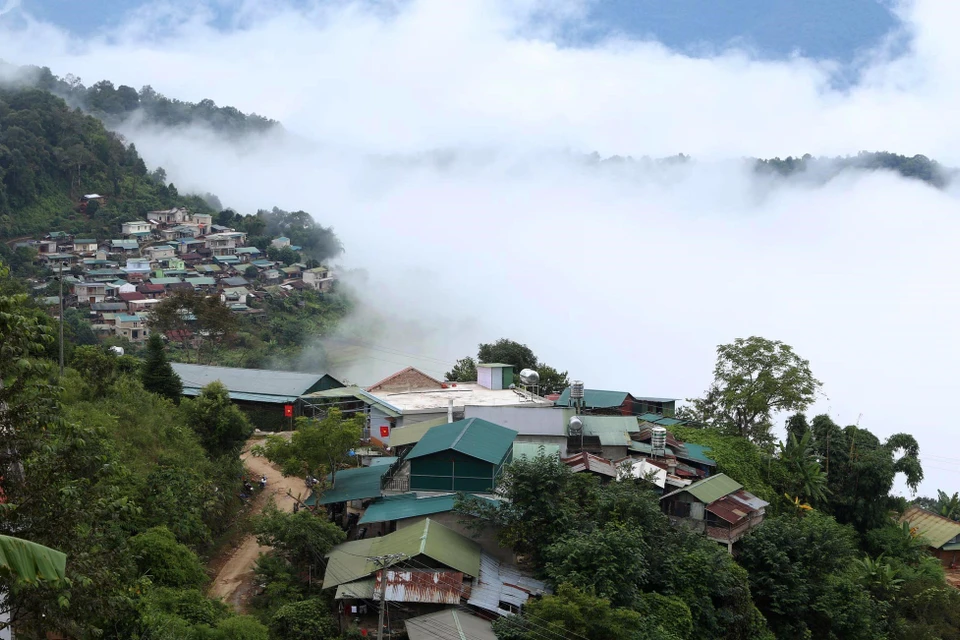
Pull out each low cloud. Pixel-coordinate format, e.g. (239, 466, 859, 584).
(2, 0, 959, 493)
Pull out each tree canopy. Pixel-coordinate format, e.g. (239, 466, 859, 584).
(446, 338, 570, 394)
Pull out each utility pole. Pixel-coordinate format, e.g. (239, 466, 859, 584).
(58, 260, 64, 377)
(373, 553, 406, 640)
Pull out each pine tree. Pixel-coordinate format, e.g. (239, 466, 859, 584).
(141, 333, 183, 403)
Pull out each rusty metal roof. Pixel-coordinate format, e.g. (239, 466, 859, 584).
(467, 552, 550, 615)
(706, 495, 755, 524)
(374, 570, 464, 604)
(901, 506, 960, 549)
(730, 489, 769, 511)
(561, 452, 618, 478)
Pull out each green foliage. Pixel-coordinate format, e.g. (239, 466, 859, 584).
(683, 337, 821, 445)
(142, 333, 183, 402)
(778, 431, 830, 507)
(255, 408, 363, 484)
(210, 615, 270, 640)
(252, 504, 346, 570)
(496, 584, 646, 640)
(182, 381, 253, 458)
(754, 151, 952, 188)
(128, 527, 207, 589)
(0, 535, 67, 584)
(447, 338, 570, 393)
(268, 598, 339, 640)
(149, 290, 237, 363)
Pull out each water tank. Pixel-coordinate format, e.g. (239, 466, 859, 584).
(651, 426, 667, 455)
(570, 380, 585, 399)
(568, 416, 583, 436)
(109, 346, 124, 356)
(519, 369, 540, 385)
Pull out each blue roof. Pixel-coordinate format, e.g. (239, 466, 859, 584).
(407, 418, 516, 465)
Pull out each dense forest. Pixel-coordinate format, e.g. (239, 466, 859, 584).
(0, 62, 279, 137)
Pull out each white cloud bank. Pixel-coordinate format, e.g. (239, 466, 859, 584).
(3, 0, 960, 493)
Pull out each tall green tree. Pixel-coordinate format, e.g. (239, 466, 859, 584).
(141, 333, 183, 403)
(446, 338, 570, 394)
(182, 381, 253, 458)
(254, 408, 363, 487)
(683, 337, 822, 444)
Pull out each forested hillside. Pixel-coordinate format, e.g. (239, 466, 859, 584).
(1, 61, 279, 137)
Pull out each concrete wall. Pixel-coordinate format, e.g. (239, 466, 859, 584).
(464, 405, 572, 436)
(513, 434, 569, 457)
(396, 512, 515, 564)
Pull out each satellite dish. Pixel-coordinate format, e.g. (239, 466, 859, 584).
(519, 369, 540, 385)
(568, 416, 583, 436)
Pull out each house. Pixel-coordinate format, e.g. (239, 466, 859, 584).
(305, 460, 398, 526)
(122, 257, 152, 279)
(73, 281, 107, 305)
(177, 240, 206, 255)
(660, 473, 768, 551)
(368, 367, 446, 394)
(110, 239, 140, 254)
(404, 418, 516, 493)
(73, 239, 99, 254)
(464, 405, 572, 457)
(562, 452, 619, 482)
(302, 266, 334, 291)
(190, 213, 213, 227)
(114, 314, 149, 342)
(234, 246, 261, 262)
(567, 415, 640, 460)
(169, 363, 343, 429)
(144, 245, 176, 261)
(900, 507, 960, 567)
(260, 269, 283, 285)
(271, 236, 290, 248)
(36, 239, 58, 255)
(81, 193, 105, 204)
(204, 232, 247, 256)
(148, 207, 189, 225)
(221, 276, 249, 288)
(404, 610, 496, 640)
(630, 427, 717, 479)
(121, 221, 152, 236)
(555, 387, 678, 417)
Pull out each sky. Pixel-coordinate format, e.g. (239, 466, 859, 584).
(2, 0, 960, 494)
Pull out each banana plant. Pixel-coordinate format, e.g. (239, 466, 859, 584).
(0, 535, 66, 584)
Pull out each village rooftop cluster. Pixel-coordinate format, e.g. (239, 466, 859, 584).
(14, 202, 334, 343)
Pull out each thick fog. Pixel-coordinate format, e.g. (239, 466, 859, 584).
(2, 0, 960, 494)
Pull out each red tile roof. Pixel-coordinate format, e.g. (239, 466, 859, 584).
(118, 291, 147, 302)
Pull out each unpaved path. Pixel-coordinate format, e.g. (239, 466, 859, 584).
(208, 433, 309, 612)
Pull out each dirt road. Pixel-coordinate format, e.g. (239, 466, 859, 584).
(208, 434, 309, 612)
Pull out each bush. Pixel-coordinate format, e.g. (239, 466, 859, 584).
(269, 598, 339, 640)
(128, 527, 207, 589)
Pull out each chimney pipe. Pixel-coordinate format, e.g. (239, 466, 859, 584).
(448, 398, 453, 424)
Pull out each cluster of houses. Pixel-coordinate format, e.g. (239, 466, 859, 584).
(174, 360, 770, 637)
(16, 207, 335, 343)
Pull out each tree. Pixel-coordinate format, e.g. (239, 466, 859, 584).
(268, 598, 338, 640)
(127, 526, 206, 589)
(686, 337, 822, 444)
(779, 431, 830, 507)
(141, 334, 183, 403)
(0, 536, 66, 584)
(936, 490, 960, 521)
(253, 504, 345, 570)
(254, 408, 362, 487)
(244, 265, 258, 279)
(445, 356, 477, 382)
(183, 381, 253, 457)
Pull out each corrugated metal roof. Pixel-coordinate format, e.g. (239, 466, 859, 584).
(579, 416, 639, 446)
(388, 418, 448, 447)
(172, 362, 337, 398)
(323, 518, 481, 589)
(513, 442, 561, 460)
(467, 552, 550, 615)
(555, 388, 629, 408)
(675, 443, 717, 466)
(730, 490, 769, 511)
(561, 452, 618, 478)
(307, 460, 397, 506)
(359, 492, 500, 525)
(304, 386, 402, 418)
(900, 507, 960, 549)
(181, 388, 301, 404)
(335, 579, 374, 600)
(706, 495, 755, 524)
(660, 473, 742, 504)
(374, 570, 464, 604)
(407, 418, 516, 465)
(405, 609, 497, 640)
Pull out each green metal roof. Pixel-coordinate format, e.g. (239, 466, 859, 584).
(676, 443, 717, 466)
(307, 460, 398, 506)
(579, 416, 639, 446)
(389, 418, 448, 448)
(513, 442, 561, 460)
(654, 417, 686, 426)
(304, 386, 402, 418)
(335, 579, 375, 600)
(555, 388, 630, 408)
(323, 518, 482, 589)
(359, 493, 501, 525)
(662, 473, 742, 504)
(406, 418, 516, 465)
(901, 507, 960, 549)
(629, 441, 654, 454)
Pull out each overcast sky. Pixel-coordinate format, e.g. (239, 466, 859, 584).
(2, 0, 959, 494)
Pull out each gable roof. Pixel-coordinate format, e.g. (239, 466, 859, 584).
(306, 460, 398, 506)
(555, 387, 631, 408)
(660, 473, 743, 504)
(406, 418, 516, 465)
(366, 366, 445, 393)
(171, 363, 342, 402)
(323, 518, 482, 588)
(405, 609, 496, 640)
(900, 506, 960, 549)
(580, 415, 640, 445)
